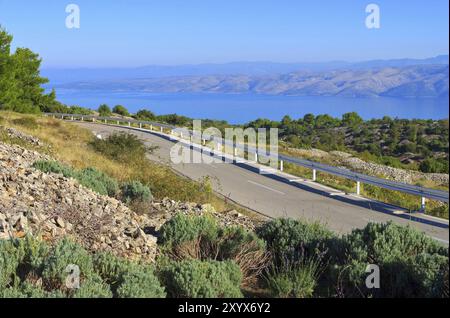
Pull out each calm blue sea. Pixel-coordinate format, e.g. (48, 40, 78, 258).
(54, 89, 449, 124)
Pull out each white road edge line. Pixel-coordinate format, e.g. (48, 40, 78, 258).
(247, 180, 285, 195)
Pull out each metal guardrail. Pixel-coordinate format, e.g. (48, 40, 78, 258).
(45, 113, 449, 205)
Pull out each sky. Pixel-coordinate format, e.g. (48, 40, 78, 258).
(0, 0, 448, 68)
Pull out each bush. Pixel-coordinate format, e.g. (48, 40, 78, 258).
(257, 218, 335, 261)
(265, 258, 321, 298)
(12, 117, 38, 130)
(89, 132, 149, 163)
(0, 237, 165, 298)
(159, 214, 268, 285)
(33, 160, 76, 178)
(160, 259, 243, 298)
(93, 252, 165, 298)
(158, 214, 219, 248)
(77, 167, 119, 197)
(112, 105, 130, 117)
(98, 104, 112, 117)
(339, 222, 449, 298)
(33, 161, 119, 197)
(121, 181, 152, 204)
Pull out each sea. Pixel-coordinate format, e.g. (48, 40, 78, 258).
(54, 89, 449, 124)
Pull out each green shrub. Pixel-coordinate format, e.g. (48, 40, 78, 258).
(160, 259, 243, 298)
(265, 260, 320, 298)
(121, 180, 152, 204)
(11, 117, 38, 129)
(257, 218, 335, 261)
(112, 105, 129, 117)
(33, 161, 119, 197)
(77, 167, 119, 196)
(339, 222, 448, 298)
(42, 238, 95, 290)
(93, 252, 165, 298)
(0, 237, 165, 298)
(159, 214, 219, 247)
(90, 132, 150, 163)
(72, 274, 113, 298)
(98, 104, 112, 117)
(33, 160, 76, 178)
(159, 214, 268, 286)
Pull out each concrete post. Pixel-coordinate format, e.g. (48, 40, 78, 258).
(139, 123, 142, 129)
(254, 152, 258, 163)
(81, 117, 84, 121)
(71, 116, 74, 121)
(92, 117, 95, 122)
(312, 169, 317, 181)
(128, 122, 131, 127)
(421, 197, 426, 212)
(234, 147, 238, 157)
(117, 121, 119, 125)
(150, 124, 153, 130)
(280, 160, 284, 172)
(104, 119, 107, 123)
(356, 181, 361, 195)
(160, 127, 163, 132)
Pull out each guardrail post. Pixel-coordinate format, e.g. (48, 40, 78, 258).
(420, 197, 426, 212)
(312, 169, 317, 181)
(356, 181, 361, 195)
(280, 160, 284, 172)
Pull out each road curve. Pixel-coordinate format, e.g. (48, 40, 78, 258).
(74, 122, 449, 244)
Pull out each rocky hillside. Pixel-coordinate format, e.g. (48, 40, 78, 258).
(0, 129, 259, 262)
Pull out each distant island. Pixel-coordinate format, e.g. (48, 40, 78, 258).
(45, 56, 449, 99)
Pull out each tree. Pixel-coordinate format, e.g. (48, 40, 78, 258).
(98, 104, 112, 116)
(136, 109, 155, 121)
(0, 27, 15, 109)
(0, 27, 53, 113)
(112, 105, 129, 117)
(342, 112, 363, 127)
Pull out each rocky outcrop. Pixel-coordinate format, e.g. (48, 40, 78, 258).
(1, 126, 43, 146)
(0, 141, 261, 262)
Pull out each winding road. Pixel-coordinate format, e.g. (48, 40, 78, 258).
(74, 121, 449, 244)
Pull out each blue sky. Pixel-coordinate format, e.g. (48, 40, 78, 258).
(0, 0, 448, 67)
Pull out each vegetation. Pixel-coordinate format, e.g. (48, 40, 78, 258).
(0, 237, 165, 298)
(159, 214, 268, 286)
(1, 217, 447, 298)
(159, 259, 243, 298)
(112, 105, 130, 117)
(98, 104, 112, 117)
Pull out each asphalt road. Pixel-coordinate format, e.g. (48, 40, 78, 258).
(75, 122, 449, 244)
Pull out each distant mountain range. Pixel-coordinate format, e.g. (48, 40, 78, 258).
(45, 55, 449, 98)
